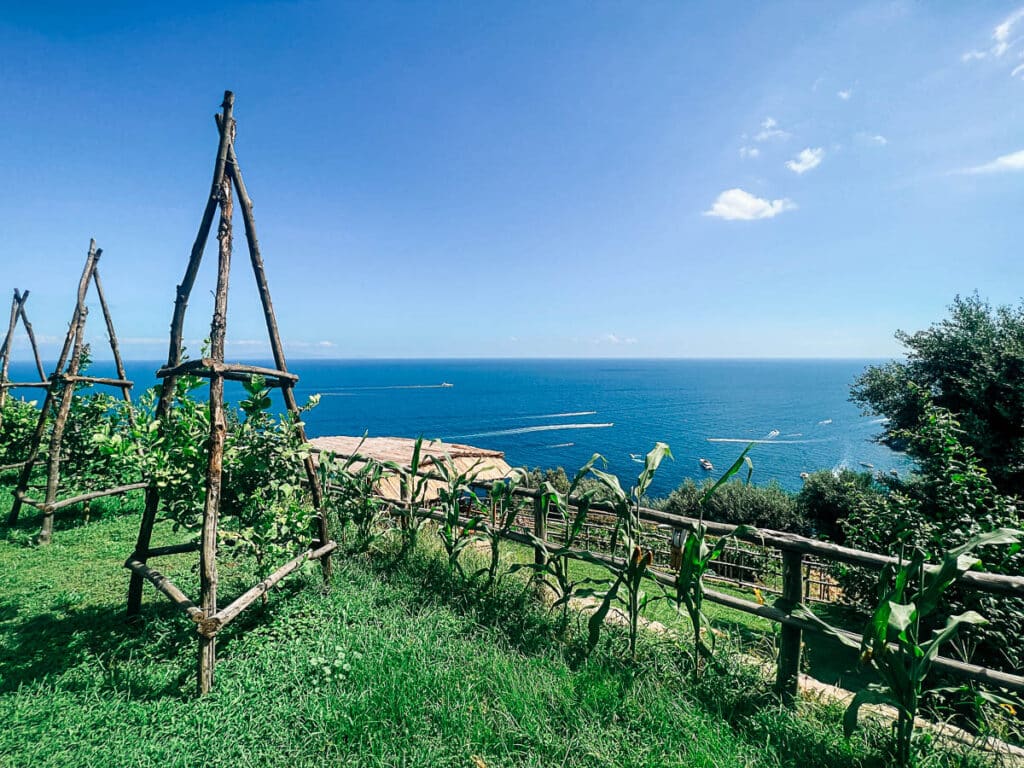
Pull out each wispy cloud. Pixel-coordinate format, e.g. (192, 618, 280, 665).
(785, 147, 824, 174)
(957, 148, 1024, 174)
(837, 89, 852, 100)
(597, 333, 637, 346)
(739, 146, 760, 159)
(755, 117, 790, 142)
(704, 188, 796, 221)
(856, 132, 888, 146)
(961, 6, 1024, 66)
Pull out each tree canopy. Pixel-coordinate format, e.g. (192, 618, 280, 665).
(851, 294, 1024, 496)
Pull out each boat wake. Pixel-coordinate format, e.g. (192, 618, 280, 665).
(544, 442, 575, 448)
(318, 383, 453, 392)
(707, 437, 827, 444)
(449, 423, 614, 439)
(523, 411, 597, 419)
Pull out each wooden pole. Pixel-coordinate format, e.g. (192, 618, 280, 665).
(775, 550, 804, 705)
(128, 93, 236, 618)
(16, 293, 47, 382)
(0, 290, 21, 418)
(533, 493, 547, 567)
(91, 267, 132, 405)
(219, 111, 331, 580)
(198, 174, 233, 696)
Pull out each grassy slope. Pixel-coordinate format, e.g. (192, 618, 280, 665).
(0, 509, 992, 768)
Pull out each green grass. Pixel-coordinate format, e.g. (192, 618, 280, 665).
(0, 506, 999, 768)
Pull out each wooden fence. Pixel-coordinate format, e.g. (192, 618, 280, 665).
(407, 478, 1024, 706)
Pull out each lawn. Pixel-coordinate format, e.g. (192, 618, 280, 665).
(0, 504, 997, 768)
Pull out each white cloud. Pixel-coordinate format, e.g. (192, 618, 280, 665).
(755, 117, 790, 142)
(739, 146, 760, 159)
(958, 148, 1024, 174)
(855, 132, 888, 146)
(993, 7, 1024, 55)
(962, 7, 1024, 63)
(703, 188, 796, 221)
(599, 333, 637, 345)
(837, 89, 852, 100)
(785, 147, 824, 174)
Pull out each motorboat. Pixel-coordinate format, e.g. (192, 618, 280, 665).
(699, 458, 714, 471)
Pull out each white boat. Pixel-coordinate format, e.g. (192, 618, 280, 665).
(440, 382, 453, 388)
(699, 458, 714, 471)
(630, 453, 644, 463)
(800, 472, 810, 480)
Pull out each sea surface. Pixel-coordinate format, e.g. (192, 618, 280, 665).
(5, 358, 909, 498)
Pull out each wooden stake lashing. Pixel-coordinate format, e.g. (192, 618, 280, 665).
(127, 92, 237, 619)
(220, 113, 330, 576)
(126, 91, 337, 695)
(0, 290, 46, 425)
(6, 241, 138, 539)
(0, 291, 23, 420)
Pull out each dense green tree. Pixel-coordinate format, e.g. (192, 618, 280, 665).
(851, 294, 1024, 495)
(795, 468, 882, 544)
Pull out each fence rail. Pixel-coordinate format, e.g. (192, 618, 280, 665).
(455, 479, 1024, 700)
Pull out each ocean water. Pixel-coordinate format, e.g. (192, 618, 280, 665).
(4, 358, 909, 498)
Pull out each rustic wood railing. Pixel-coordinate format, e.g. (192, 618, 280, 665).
(390, 477, 1024, 704)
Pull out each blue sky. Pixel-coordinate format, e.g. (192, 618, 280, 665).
(1, 1, 1023, 360)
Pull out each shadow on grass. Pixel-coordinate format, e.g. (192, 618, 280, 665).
(0, 598, 189, 698)
(0, 490, 145, 545)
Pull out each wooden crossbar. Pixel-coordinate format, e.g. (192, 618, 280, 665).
(156, 359, 298, 384)
(144, 541, 201, 558)
(124, 558, 204, 621)
(56, 374, 135, 388)
(47, 482, 149, 512)
(200, 541, 338, 637)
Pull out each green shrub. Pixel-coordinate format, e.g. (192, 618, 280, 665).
(796, 469, 883, 544)
(841, 400, 1024, 683)
(664, 477, 806, 533)
(0, 396, 40, 467)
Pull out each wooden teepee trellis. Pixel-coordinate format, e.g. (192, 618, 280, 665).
(7, 244, 145, 543)
(0, 288, 48, 462)
(124, 91, 335, 695)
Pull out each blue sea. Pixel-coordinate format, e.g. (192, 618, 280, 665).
(4, 358, 909, 498)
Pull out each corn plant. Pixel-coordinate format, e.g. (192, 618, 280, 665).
(795, 528, 1022, 767)
(434, 458, 486, 578)
(395, 436, 434, 557)
(318, 439, 392, 553)
(666, 445, 755, 678)
(478, 468, 529, 587)
(510, 454, 605, 630)
(574, 442, 672, 658)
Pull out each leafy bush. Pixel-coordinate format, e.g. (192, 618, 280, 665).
(0, 396, 40, 467)
(841, 400, 1024, 677)
(60, 390, 139, 491)
(664, 476, 806, 533)
(796, 469, 883, 544)
(219, 376, 321, 577)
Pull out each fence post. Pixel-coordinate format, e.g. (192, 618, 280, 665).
(533, 493, 547, 566)
(776, 549, 803, 706)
